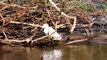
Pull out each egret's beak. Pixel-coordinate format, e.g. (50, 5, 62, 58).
(41, 26, 44, 31)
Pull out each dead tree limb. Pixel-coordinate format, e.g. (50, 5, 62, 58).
(66, 38, 88, 44)
(49, 0, 77, 33)
(10, 21, 42, 28)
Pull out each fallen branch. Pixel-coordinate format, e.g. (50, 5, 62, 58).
(10, 21, 42, 28)
(32, 35, 48, 42)
(66, 38, 88, 44)
(0, 35, 35, 44)
(49, 0, 77, 33)
(0, 31, 55, 45)
(0, 39, 25, 44)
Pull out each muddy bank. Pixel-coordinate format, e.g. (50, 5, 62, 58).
(0, 0, 107, 46)
(88, 34, 107, 44)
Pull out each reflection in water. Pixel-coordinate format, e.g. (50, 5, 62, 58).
(0, 46, 42, 60)
(42, 49, 62, 60)
(0, 44, 107, 60)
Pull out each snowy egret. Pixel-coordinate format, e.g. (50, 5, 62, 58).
(42, 23, 62, 40)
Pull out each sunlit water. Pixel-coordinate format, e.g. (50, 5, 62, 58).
(0, 44, 107, 60)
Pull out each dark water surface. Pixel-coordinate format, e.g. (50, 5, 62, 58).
(0, 44, 107, 60)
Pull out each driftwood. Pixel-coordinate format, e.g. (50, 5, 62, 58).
(65, 38, 88, 44)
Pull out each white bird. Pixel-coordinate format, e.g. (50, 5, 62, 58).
(42, 23, 62, 40)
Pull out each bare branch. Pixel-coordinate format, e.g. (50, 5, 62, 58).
(0, 13, 5, 25)
(10, 21, 42, 28)
(0, 2, 38, 9)
(66, 38, 88, 44)
(32, 35, 48, 42)
(49, 0, 77, 33)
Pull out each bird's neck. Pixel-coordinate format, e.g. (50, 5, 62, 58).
(44, 26, 50, 29)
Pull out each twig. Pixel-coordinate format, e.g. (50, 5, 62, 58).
(0, 39, 24, 43)
(70, 17, 76, 32)
(49, 0, 77, 33)
(1, 29, 12, 45)
(0, 36, 33, 44)
(32, 35, 48, 42)
(10, 21, 42, 28)
(55, 21, 58, 31)
(66, 38, 88, 44)
(0, 13, 5, 25)
(51, 21, 58, 31)
(0, 2, 38, 9)
(0, 4, 11, 12)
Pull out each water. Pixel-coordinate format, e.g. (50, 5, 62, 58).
(0, 44, 107, 60)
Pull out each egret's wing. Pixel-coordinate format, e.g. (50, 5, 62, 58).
(48, 27, 56, 34)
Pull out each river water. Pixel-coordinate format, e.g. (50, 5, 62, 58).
(0, 44, 107, 60)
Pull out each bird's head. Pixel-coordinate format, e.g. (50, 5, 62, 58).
(42, 23, 49, 28)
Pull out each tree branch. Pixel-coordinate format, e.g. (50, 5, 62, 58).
(49, 0, 77, 33)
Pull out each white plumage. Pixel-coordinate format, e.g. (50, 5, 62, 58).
(42, 23, 62, 40)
